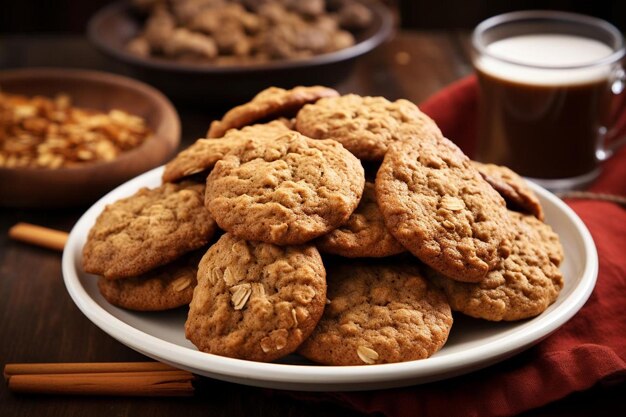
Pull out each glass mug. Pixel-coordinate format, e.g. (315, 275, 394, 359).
(471, 11, 626, 191)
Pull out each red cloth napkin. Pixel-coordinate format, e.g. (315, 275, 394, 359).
(284, 76, 626, 416)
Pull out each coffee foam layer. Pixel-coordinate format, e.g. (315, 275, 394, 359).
(475, 34, 614, 86)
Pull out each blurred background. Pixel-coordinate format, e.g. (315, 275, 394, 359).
(1, 0, 624, 33)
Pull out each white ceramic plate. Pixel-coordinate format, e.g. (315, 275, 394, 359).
(62, 166, 598, 391)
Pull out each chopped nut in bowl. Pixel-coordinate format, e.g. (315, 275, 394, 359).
(0, 68, 180, 208)
(0, 92, 152, 169)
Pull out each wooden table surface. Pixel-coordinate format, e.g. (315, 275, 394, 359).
(1, 32, 622, 417)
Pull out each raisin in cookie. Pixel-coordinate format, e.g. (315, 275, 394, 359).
(185, 233, 326, 362)
(205, 131, 365, 245)
(472, 161, 544, 221)
(295, 94, 442, 160)
(376, 137, 513, 282)
(316, 182, 405, 257)
(83, 182, 216, 279)
(207, 86, 338, 138)
(97, 250, 202, 311)
(427, 212, 564, 321)
(163, 120, 292, 183)
(298, 262, 452, 365)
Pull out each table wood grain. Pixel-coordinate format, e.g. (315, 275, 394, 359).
(1, 33, 623, 417)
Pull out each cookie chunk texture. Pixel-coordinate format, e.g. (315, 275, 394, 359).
(205, 131, 365, 245)
(97, 250, 201, 311)
(428, 212, 564, 321)
(185, 233, 326, 362)
(298, 262, 452, 365)
(295, 94, 441, 160)
(163, 120, 293, 183)
(207, 85, 338, 138)
(83, 181, 216, 279)
(376, 137, 513, 282)
(316, 182, 405, 257)
(472, 161, 544, 220)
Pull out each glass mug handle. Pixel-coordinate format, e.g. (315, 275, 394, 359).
(597, 66, 626, 161)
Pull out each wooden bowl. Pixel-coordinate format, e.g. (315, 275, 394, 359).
(87, 1, 394, 103)
(0, 68, 180, 208)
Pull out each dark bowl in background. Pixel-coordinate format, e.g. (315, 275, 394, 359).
(87, 1, 394, 103)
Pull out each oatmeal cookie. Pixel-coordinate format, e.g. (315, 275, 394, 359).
(316, 182, 405, 257)
(185, 233, 326, 362)
(162, 120, 292, 183)
(207, 86, 338, 138)
(376, 137, 513, 282)
(523, 212, 564, 266)
(83, 181, 216, 279)
(205, 131, 365, 245)
(97, 250, 202, 311)
(295, 94, 442, 160)
(472, 161, 544, 220)
(298, 262, 452, 365)
(427, 212, 564, 321)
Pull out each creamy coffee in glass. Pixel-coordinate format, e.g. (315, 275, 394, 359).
(472, 11, 625, 191)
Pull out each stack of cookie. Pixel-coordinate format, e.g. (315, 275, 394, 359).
(82, 182, 217, 311)
(83, 85, 564, 365)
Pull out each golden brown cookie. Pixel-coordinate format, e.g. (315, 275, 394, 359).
(295, 94, 442, 160)
(525, 213, 564, 266)
(162, 120, 293, 183)
(97, 250, 202, 311)
(205, 131, 365, 245)
(83, 181, 216, 279)
(316, 182, 405, 257)
(298, 262, 452, 365)
(207, 86, 338, 138)
(376, 137, 513, 282)
(472, 161, 544, 221)
(427, 212, 564, 321)
(185, 233, 326, 362)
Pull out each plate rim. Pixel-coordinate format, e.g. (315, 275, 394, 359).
(62, 166, 598, 390)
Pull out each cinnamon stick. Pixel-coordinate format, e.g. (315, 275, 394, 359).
(8, 223, 68, 251)
(4, 361, 180, 378)
(4, 363, 196, 397)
